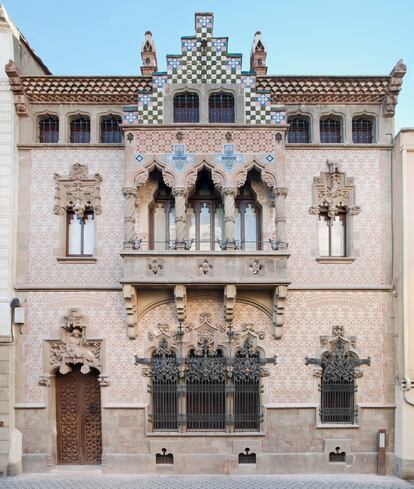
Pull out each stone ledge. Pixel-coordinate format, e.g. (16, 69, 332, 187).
(315, 257, 356, 264)
(56, 256, 97, 264)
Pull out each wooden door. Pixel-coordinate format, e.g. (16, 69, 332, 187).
(56, 365, 102, 464)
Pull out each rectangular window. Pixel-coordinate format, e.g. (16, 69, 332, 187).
(320, 378, 355, 424)
(67, 210, 94, 256)
(318, 211, 346, 257)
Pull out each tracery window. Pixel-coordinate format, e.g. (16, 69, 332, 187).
(70, 115, 91, 143)
(67, 209, 94, 256)
(318, 209, 346, 257)
(187, 169, 224, 251)
(150, 177, 176, 250)
(136, 327, 275, 433)
(235, 182, 261, 250)
(320, 116, 342, 144)
(352, 116, 374, 144)
(287, 115, 310, 143)
(173, 92, 199, 123)
(208, 92, 235, 123)
(39, 115, 59, 143)
(100, 115, 123, 143)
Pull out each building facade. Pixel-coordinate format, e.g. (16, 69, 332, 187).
(2, 10, 408, 476)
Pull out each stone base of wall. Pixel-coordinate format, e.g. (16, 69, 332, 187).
(393, 456, 414, 479)
(18, 406, 395, 475)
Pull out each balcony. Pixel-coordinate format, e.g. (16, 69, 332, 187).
(121, 246, 289, 286)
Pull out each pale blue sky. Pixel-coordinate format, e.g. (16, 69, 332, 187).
(6, 0, 414, 132)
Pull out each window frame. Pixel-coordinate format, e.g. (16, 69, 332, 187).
(320, 115, 343, 144)
(318, 209, 347, 257)
(69, 114, 91, 144)
(287, 114, 311, 143)
(208, 92, 235, 123)
(38, 114, 59, 143)
(173, 91, 200, 123)
(352, 116, 375, 144)
(66, 209, 94, 257)
(100, 114, 123, 144)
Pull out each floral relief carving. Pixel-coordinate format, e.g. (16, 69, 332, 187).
(53, 163, 102, 217)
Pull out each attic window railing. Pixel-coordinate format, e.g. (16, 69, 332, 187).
(135, 324, 276, 433)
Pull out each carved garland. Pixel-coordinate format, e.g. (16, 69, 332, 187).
(54, 163, 102, 218)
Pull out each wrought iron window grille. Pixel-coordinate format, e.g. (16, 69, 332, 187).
(156, 448, 174, 464)
(135, 322, 276, 433)
(329, 447, 346, 463)
(306, 329, 370, 425)
(238, 448, 256, 464)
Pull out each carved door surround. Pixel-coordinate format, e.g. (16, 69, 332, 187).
(56, 365, 102, 464)
(39, 308, 109, 387)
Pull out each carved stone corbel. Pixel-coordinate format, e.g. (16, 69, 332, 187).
(224, 284, 237, 323)
(273, 285, 287, 339)
(5, 60, 29, 117)
(174, 285, 187, 322)
(382, 59, 407, 118)
(123, 284, 138, 339)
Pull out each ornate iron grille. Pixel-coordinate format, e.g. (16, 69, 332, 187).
(173, 92, 199, 123)
(352, 117, 373, 144)
(209, 93, 235, 123)
(70, 116, 90, 143)
(329, 447, 346, 463)
(186, 347, 226, 431)
(287, 116, 310, 143)
(156, 448, 174, 464)
(306, 336, 370, 425)
(39, 115, 59, 143)
(151, 339, 179, 432)
(135, 327, 276, 433)
(320, 117, 341, 143)
(100, 116, 122, 143)
(238, 448, 256, 464)
(234, 342, 261, 432)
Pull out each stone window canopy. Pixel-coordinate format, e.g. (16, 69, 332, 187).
(54, 163, 102, 218)
(309, 160, 360, 217)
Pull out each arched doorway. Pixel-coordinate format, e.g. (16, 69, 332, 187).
(56, 365, 102, 464)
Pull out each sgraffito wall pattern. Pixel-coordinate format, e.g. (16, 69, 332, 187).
(22, 292, 391, 406)
(25, 149, 124, 287)
(285, 149, 389, 287)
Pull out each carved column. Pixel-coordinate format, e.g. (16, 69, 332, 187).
(222, 187, 237, 249)
(274, 187, 288, 250)
(173, 187, 188, 249)
(122, 187, 138, 249)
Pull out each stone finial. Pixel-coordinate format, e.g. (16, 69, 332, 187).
(250, 31, 267, 75)
(140, 31, 157, 76)
(382, 59, 407, 117)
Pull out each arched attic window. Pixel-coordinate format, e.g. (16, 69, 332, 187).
(209, 92, 235, 123)
(70, 115, 90, 143)
(352, 116, 374, 144)
(173, 92, 199, 123)
(100, 114, 122, 143)
(320, 115, 342, 144)
(287, 114, 310, 143)
(39, 114, 59, 143)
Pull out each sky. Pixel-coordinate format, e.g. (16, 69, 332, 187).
(5, 0, 414, 132)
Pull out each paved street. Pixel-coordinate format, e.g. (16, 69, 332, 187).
(0, 475, 413, 489)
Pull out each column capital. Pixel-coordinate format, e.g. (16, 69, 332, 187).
(122, 186, 138, 198)
(222, 187, 237, 197)
(273, 187, 288, 198)
(172, 187, 188, 198)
